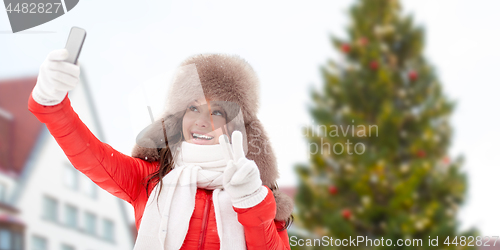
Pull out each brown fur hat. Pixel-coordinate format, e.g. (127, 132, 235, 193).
(131, 54, 293, 221)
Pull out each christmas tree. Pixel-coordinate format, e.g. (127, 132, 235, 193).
(293, 0, 479, 249)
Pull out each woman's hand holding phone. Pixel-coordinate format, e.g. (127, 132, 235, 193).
(32, 49, 81, 106)
(220, 131, 268, 208)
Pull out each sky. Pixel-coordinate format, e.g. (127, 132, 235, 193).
(1, 0, 499, 236)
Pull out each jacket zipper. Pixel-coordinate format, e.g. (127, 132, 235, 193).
(198, 190, 212, 250)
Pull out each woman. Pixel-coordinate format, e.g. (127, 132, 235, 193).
(28, 49, 293, 250)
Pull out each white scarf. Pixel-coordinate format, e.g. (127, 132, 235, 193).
(133, 142, 246, 250)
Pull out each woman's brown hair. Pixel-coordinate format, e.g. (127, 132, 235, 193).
(143, 117, 183, 199)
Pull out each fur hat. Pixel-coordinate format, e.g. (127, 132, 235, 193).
(131, 54, 293, 221)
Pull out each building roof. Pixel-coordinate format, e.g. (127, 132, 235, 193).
(0, 214, 25, 229)
(0, 202, 19, 214)
(0, 77, 43, 176)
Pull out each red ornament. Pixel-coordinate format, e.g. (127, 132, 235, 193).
(328, 186, 338, 195)
(369, 61, 379, 70)
(443, 156, 450, 164)
(341, 43, 351, 53)
(409, 70, 418, 81)
(417, 150, 426, 158)
(359, 37, 368, 46)
(342, 209, 352, 220)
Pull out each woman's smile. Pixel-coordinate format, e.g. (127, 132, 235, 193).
(190, 131, 216, 145)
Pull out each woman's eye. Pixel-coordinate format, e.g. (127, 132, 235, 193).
(212, 110, 224, 116)
(188, 105, 198, 112)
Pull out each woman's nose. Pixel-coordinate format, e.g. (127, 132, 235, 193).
(195, 113, 211, 127)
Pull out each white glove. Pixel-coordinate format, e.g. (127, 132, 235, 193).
(220, 131, 268, 208)
(32, 49, 80, 106)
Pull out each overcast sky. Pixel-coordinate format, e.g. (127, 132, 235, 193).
(1, 0, 499, 235)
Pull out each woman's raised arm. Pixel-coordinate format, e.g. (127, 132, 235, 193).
(28, 92, 158, 204)
(28, 49, 157, 204)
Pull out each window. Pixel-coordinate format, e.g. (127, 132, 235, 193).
(64, 204, 78, 228)
(63, 164, 78, 190)
(32, 235, 47, 250)
(83, 178, 97, 199)
(12, 233, 22, 250)
(84, 212, 97, 235)
(0, 229, 11, 250)
(0, 230, 22, 250)
(42, 196, 58, 222)
(61, 243, 75, 250)
(102, 219, 114, 241)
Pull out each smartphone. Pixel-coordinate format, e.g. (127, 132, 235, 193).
(64, 27, 86, 64)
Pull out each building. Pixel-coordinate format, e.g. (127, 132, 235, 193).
(0, 74, 134, 250)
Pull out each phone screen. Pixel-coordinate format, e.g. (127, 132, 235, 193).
(65, 27, 86, 64)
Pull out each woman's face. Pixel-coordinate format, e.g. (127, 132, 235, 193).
(182, 99, 228, 145)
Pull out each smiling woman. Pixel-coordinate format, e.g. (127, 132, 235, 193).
(28, 50, 294, 249)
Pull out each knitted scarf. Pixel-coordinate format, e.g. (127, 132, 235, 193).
(133, 142, 246, 250)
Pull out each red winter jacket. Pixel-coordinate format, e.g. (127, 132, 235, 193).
(28, 93, 291, 250)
